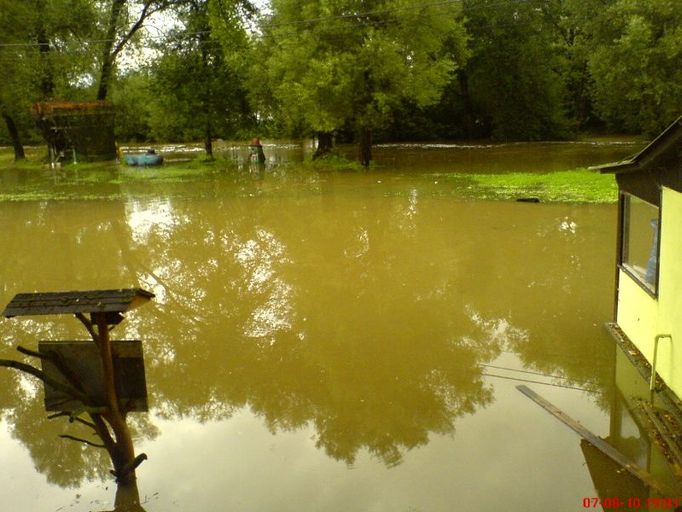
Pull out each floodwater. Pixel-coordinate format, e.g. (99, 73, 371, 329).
(0, 140, 676, 511)
(136, 138, 640, 173)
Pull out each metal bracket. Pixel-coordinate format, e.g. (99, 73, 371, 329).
(650, 334, 673, 392)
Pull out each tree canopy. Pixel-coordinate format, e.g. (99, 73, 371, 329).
(579, 0, 682, 134)
(1, 0, 682, 162)
(256, 0, 467, 164)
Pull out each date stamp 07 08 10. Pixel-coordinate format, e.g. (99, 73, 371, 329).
(582, 497, 680, 510)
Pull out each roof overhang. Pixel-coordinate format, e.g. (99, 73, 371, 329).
(592, 115, 682, 175)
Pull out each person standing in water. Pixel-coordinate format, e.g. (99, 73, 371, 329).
(248, 138, 266, 164)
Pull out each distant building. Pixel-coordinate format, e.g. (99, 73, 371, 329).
(597, 116, 682, 401)
(33, 101, 116, 164)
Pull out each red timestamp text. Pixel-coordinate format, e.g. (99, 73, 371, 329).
(582, 497, 681, 509)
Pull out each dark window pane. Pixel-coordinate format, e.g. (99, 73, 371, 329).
(622, 194, 659, 292)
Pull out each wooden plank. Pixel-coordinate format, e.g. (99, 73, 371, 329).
(517, 385, 679, 496)
(2, 288, 153, 317)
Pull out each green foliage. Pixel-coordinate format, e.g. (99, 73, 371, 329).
(2, 0, 682, 150)
(0, 0, 99, 149)
(302, 153, 365, 171)
(462, 0, 573, 141)
(110, 71, 154, 141)
(258, 0, 467, 141)
(579, 0, 682, 134)
(145, 0, 254, 146)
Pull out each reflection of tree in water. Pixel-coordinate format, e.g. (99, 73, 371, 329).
(492, 207, 617, 404)
(0, 201, 160, 488)
(123, 193, 504, 466)
(0, 315, 160, 488)
(2, 190, 618, 484)
(0, 191, 507, 481)
(2, 389, 109, 486)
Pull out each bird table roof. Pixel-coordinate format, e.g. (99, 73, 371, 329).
(2, 288, 154, 318)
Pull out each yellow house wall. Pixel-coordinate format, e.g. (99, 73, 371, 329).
(656, 187, 682, 396)
(617, 269, 658, 360)
(617, 187, 682, 399)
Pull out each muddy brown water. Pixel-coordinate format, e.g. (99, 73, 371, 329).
(0, 141, 672, 511)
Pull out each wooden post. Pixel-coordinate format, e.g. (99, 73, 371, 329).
(92, 312, 138, 485)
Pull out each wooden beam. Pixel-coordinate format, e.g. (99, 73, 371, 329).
(517, 385, 680, 496)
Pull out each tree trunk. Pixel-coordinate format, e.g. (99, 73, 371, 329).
(199, 20, 214, 160)
(97, 0, 126, 100)
(1, 111, 25, 161)
(204, 130, 214, 159)
(458, 71, 476, 139)
(201, 78, 213, 158)
(35, 0, 55, 98)
(313, 132, 333, 159)
(97, 59, 114, 101)
(358, 128, 372, 167)
(114, 480, 144, 511)
(92, 313, 139, 485)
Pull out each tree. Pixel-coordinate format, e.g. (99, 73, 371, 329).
(0, 1, 39, 159)
(95, 1, 186, 100)
(538, 0, 596, 130)
(460, 0, 572, 141)
(574, 0, 682, 134)
(145, 0, 254, 156)
(259, 0, 467, 165)
(109, 71, 155, 142)
(0, 0, 98, 160)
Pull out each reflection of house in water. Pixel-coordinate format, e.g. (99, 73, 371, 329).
(594, 116, 682, 496)
(583, 343, 679, 501)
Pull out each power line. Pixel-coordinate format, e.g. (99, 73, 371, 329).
(479, 358, 609, 393)
(481, 363, 576, 381)
(481, 371, 597, 393)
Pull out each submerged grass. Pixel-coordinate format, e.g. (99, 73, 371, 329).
(301, 153, 366, 172)
(0, 146, 618, 203)
(441, 168, 618, 203)
(0, 148, 243, 201)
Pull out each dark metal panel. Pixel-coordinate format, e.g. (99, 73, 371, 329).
(38, 340, 148, 412)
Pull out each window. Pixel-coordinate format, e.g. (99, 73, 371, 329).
(621, 194, 660, 293)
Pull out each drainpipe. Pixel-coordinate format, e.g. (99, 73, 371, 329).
(650, 334, 672, 391)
